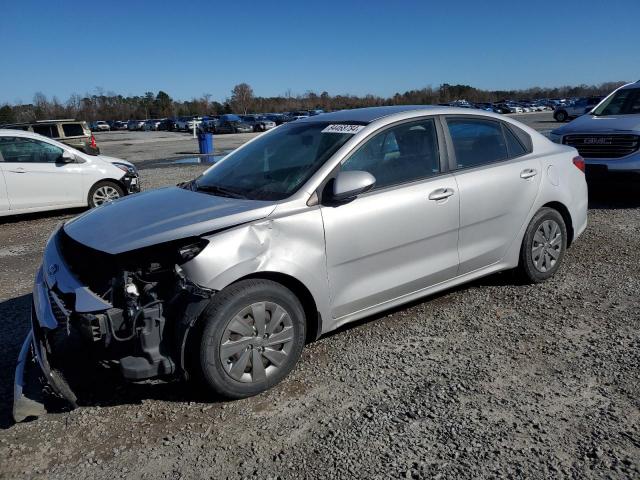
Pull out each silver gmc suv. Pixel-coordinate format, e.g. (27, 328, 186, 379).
(549, 81, 640, 176)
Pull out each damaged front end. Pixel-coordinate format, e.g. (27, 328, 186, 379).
(13, 225, 213, 422)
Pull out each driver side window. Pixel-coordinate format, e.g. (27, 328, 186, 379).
(341, 118, 440, 190)
(0, 137, 63, 163)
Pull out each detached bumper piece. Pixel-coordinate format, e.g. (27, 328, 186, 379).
(13, 332, 46, 422)
(13, 323, 80, 423)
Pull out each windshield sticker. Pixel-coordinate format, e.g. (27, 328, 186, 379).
(321, 124, 365, 134)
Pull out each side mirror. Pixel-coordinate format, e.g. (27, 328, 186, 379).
(59, 151, 76, 163)
(330, 170, 376, 203)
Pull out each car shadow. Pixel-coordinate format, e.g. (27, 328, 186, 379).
(588, 177, 640, 209)
(0, 207, 86, 225)
(0, 294, 33, 429)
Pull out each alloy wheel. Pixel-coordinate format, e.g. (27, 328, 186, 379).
(92, 185, 121, 206)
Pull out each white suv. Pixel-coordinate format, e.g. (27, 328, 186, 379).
(0, 129, 140, 216)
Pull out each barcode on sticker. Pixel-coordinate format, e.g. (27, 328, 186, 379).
(321, 124, 365, 134)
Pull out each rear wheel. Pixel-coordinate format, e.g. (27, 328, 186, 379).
(198, 279, 306, 399)
(554, 110, 568, 122)
(88, 181, 124, 208)
(517, 208, 567, 283)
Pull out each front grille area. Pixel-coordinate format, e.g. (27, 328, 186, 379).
(563, 134, 640, 159)
(57, 229, 117, 295)
(48, 289, 70, 326)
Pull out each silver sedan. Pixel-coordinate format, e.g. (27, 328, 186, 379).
(15, 106, 588, 419)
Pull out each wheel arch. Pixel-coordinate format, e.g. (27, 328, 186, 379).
(235, 271, 323, 343)
(87, 177, 127, 202)
(541, 201, 574, 247)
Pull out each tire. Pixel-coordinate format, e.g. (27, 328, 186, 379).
(198, 279, 306, 399)
(554, 110, 568, 122)
(517, 207, 567, 284)
(88, 181, 124, 208)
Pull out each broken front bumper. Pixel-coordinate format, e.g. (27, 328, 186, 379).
(122, 173, 141, 194)
(13, 227, 112, 422)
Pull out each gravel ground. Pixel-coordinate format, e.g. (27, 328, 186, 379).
(0, 113, 639, 479)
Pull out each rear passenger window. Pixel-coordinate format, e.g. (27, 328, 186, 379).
(504, 127, 526, 157)
(32, 124, 59, 138)
(341, 119, 440, 190)
(62, 123, 84, 137)
(447, 118, 508, 169)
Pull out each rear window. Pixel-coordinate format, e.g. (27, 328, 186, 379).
(62, 123, 85, 137)
(32, 124, 59, 138)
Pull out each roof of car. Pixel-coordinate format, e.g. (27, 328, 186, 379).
(296, 105, 443, 124)
(620, 82, 640, 90)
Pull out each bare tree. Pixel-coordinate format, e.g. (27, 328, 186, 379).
(230, 83, 254, 114)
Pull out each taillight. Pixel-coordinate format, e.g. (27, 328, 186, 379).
(90, 134, 97, 149)
(572, 155, 585, 173)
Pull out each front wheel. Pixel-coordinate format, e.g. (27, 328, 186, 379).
(516, 208, 567, 283)
(198, 279, 306, 399)
(88, 181, 124, 208)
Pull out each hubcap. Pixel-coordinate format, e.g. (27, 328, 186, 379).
(532, 219, 562, 273)
(92, 186, 120, 206)
(219, 302, 294, 383)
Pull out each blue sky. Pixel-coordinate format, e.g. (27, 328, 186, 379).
(1, 0, 638, 104)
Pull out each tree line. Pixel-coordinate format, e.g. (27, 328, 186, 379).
(0, 81, 627, 124)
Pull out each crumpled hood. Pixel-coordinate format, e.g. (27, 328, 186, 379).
(553, 114, 640, 135)
(64, 186, 277, 254)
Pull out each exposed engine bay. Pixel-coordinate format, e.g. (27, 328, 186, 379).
(20, 227, 215, 416)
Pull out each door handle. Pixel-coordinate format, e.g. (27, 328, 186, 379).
(9, 167, 26, 173)
(520, 168, 537, 179)
(428, 188, 455, 201)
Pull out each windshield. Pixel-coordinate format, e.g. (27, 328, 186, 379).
(192, 122, 357, 201)
(592, 88, 640, 116)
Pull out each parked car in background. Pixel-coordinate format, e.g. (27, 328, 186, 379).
(286, 111, 311, 121)
(13, 105, 587, 419)
(127, 120, 145, 131)
(265, 114, 289, 125)
(549, 81, 640, 177)
(240, 115, 277, 132)
(0, 129, 139, 217)
(474, 103, 501, 113)
(215, 114, 253, 133)
(155, 118, 173, 131)
(173, 117, 188, 131)
(199, 118, 220, 133)
(174, 116, 202, 131)
(492, 104, 513, 114)
(553, 97, 603, 122)
(1, 119, 100, 155)
(90, 121, 110, 132)
(143, 119, 162, 131)
(111, 121, 128, 131)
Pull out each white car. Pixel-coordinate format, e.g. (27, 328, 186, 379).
(91, 121, 110, 132)
(0, 130, 140, 216)
(143, 119, 161, 131)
